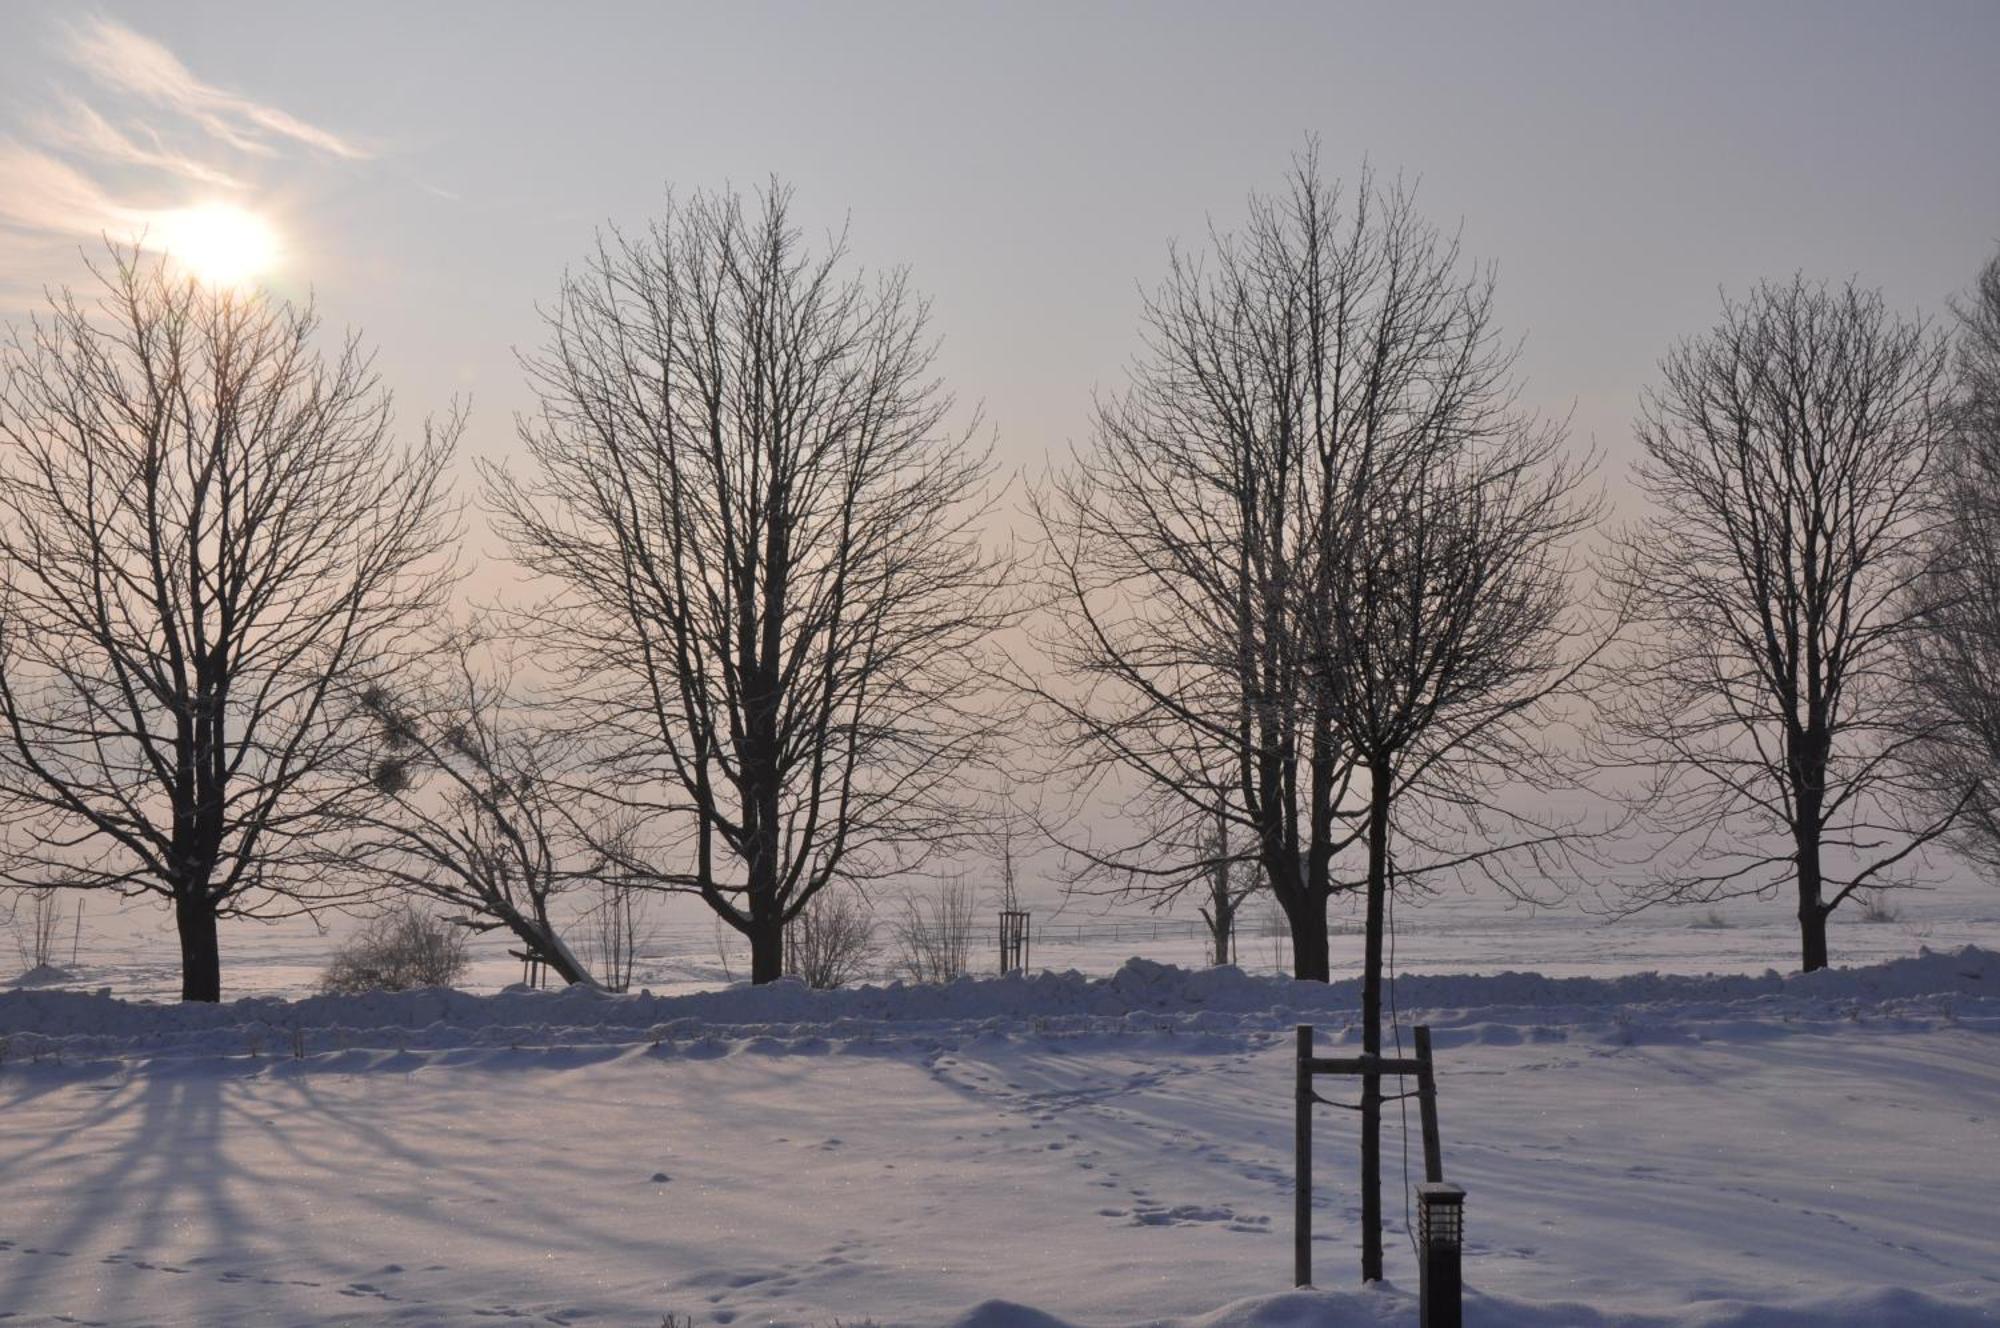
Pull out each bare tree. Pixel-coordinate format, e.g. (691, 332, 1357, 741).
(1196, 807, 1258, 967)
(487, 183, 1012, 984)
(1606, 276, 1955, 972)
(339, 639, 599, 986)
(993, 811, 1026, 916)
(1031, 149, 1541, 984)
(1904, 250, 2000, 870)
(0, 251, 456, 1001)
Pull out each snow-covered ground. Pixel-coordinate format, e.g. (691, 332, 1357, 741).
(2, 944, 1997, 1327)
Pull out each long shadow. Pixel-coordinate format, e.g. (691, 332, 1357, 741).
(0, 1061, 316, 1322)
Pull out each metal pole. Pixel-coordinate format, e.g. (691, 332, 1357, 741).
(1295, 1023, 1312, 1286)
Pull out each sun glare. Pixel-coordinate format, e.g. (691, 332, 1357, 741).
(153, 202, 283, 289)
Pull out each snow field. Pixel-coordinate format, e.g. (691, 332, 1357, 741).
(1, 950, 1996, 1325)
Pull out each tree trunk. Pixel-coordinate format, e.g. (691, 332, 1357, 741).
(1797, 863, 1830, 972)
(1360, 759, 1392, 1282)
(1795, 773, 1829, 972)
(506, 912, 594, 987)
(748, 914, 784, 984)
(1284, 887, 1330, 982)
(176, 892, 221, 1003)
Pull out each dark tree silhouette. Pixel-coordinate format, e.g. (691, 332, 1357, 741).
(0, 251, 456, 1001)
(487, 183, 1011, 984)
(1032, 149, 1554, 991)
(1607, 276, 1955, 972)
(1904, 250, 2000, 870)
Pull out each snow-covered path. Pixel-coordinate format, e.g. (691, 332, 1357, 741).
(2, 954, 1997, 1326)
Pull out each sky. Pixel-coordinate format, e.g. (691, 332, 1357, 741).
(2, 0, 1997, 535)
(0, 3, 1997, 941)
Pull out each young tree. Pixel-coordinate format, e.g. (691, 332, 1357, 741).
(487, 183, 1012, 984)
(1608, 277, 1954, 971)
(7, 886, 65, 974)
(0, 252, 456, 1001)
(1312, 423, 1600, 1282)
(1904, 250, 2000, 868)
(890, 875, 976, 984)
(1196, 807, 1259, 967)
(584, 879, 648, 993)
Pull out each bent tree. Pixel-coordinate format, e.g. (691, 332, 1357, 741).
(341, 637, 600, 987)
(0, 252, 456, 1001)
(1609, 277, 1954, 972)
(489, 183, 1009, 984)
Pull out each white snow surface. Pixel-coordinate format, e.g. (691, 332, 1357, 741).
(2, 949, 1996, 1327)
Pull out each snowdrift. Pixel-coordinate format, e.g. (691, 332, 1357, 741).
(0, 945, 1992, 1065)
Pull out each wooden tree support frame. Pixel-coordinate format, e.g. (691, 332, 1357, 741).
(510, 949, 546, 990)
(998, 910, 1031, 973)
(1294, 1023, 1447, 1288)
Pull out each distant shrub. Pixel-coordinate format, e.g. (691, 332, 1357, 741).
(1857, 892, 1903, 925)
(786, 888, 877, 990)
(320, 905, 470, 994)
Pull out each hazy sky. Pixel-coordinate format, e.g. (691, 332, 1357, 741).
(2, 1, 1997, 537)
(2, 2, 1997, 950)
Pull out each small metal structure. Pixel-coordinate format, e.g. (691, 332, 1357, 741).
(1294, 1023, 1464, 1326)
(1417, 1182, 1465, 1328)
(998, 910, 1032, 973)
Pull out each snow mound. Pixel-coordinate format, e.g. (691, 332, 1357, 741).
(0, 946, 1991, 1064)
(943, 1284, 2000, 1328)
(6, 962, 75, 988)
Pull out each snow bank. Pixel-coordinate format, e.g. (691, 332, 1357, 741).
(1030, 1283, 2000, 1328)
(0, 946, 1991, 1063)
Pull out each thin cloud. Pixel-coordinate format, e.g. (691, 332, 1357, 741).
(34, 96, 246, 190)
(64, 16, 368, 161)
(0, 141, 142, 239)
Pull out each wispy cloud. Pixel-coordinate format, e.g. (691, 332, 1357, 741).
(33, 95, 247, 190)
(64, 16, 367, 162)
(0, 140, 141, 239)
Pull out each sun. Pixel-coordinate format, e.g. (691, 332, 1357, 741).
(153, 202, 283, 288)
